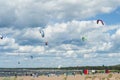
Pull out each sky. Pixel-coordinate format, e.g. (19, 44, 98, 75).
(0, 0, 120, 68)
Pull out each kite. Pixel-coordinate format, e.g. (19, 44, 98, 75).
(18, 61, 20, 64)
(39, 29, 45, 38)
(45, 41, 48, 45)
(82, 36, 87, 41)
(97, 19, 104, 25)
(0, 35, 3, 39)
(30, 56, 33, 59)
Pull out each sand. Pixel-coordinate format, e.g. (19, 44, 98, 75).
(0, 73, 120, 80)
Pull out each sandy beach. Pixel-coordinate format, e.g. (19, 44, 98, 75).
(0, 73, 119, 80)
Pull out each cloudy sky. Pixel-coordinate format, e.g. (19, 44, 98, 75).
(0, 0, 120, 68)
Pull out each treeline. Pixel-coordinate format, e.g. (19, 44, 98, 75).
(59, 66, 120, 70)
(0, 65, 120, 70)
